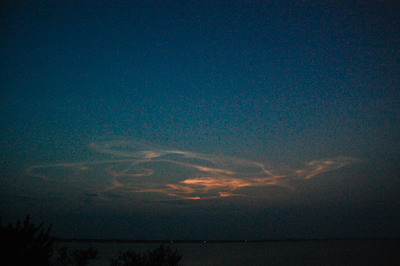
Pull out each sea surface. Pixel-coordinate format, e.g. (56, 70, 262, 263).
(52, 239, 400, 266)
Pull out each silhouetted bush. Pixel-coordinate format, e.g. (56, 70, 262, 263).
(1, 215, 183, 266)
(53, 245, 99, 266)
(110, 244, 183, 266)
(53, 246, 73, 266)
(109, 248, 144, 266)
(0, 215, 53, 266)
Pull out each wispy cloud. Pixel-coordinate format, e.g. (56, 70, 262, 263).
(26, 140, 359, 202)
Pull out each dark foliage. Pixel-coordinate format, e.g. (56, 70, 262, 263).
(109, 249, 144, 266)
(0, 215, 54, 266)
(1, 215, 183, 266)
(110, 244, 183, 266)
(53, 245, 99, 266)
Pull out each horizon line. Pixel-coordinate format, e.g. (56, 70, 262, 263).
(53, 236, 400, 243)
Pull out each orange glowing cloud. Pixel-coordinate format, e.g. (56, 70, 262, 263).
(26, 140, 360, 201)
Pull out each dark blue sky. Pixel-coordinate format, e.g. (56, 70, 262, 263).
(1, 0, 400, 240)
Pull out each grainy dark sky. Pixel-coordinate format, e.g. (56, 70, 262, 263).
(1, 0, 400, 240)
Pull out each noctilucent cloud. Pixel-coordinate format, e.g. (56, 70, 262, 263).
(27, 139, 359, 201)
(1, 0, 399, 240)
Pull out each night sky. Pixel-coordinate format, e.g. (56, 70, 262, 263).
(1, 0, 400, 240)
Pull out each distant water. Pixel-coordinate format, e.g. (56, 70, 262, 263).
(53, 239, 400, 266)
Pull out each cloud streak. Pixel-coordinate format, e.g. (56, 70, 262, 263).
(26, 140, 359, 201)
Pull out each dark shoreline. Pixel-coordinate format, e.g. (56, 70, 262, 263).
(53, 237, 400, 244)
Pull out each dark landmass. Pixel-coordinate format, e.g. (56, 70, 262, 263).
(54, 237, 400, 244)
